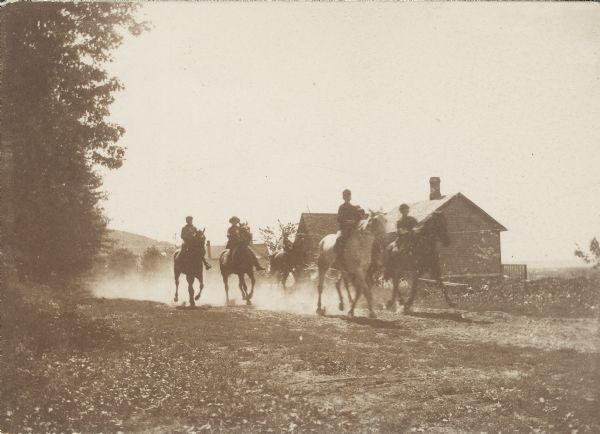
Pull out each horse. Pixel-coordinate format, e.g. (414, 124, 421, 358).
(219, 224, 260, 305)
(384, 211, 453, 313)
(316, 211, 387, 318)
(269, 240, 308, 290)
(173, 229, 207, 307)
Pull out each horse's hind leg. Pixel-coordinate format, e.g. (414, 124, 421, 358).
(435, 271, 457, 308)
(334, 275, 345, 311)
(344, 276, 353, 305)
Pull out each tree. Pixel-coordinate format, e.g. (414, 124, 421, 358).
(259, 221, 298, 255)
(574, 237, 600, 271)
(2, 3, 148, 282)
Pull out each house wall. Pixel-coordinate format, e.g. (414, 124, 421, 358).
(438, 230, 502, 276)
(438, 197, 502, 276)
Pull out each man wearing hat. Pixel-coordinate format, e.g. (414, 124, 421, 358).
(335, 189, 366, 269)
(181, 216, 211, 270)
(396, 203, 418, 251)
(226, 216, 265, 271)
(181, 216, 197, 253)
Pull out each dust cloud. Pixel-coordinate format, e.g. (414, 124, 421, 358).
(91, 271, 350, 316)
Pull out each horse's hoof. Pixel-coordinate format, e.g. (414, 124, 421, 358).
(174, 297, 178, 303)
(338, 302, 344, 311)
(369, 311, 377, 319)
(246, 300, 252, 306)
(316, 307, 325, 316)
(386, 301, 397, 312)
(347, 310, 354, 318)
(447, 302, 458, 308)
(194, 294, 201, 301)
(403, 305, 413, 314)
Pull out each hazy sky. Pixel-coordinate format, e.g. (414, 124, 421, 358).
(103, 2, 600, 263)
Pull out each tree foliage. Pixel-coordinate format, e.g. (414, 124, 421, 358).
(3, 3, 148, 281)
(259, 221, 298, 255)
(574, 237, 600, 271)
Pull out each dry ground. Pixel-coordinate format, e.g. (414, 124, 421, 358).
(2, 278, 599, 433)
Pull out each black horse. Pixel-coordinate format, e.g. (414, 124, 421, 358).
(173, 229, 208, 306)
(384, 211, 453, 312)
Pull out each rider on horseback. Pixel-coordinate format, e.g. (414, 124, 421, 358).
(282, 233, 293, 252)
(181, 216, 197, 251)
(395, 203, 418, 253)
(181, 216, 211, 270)
(226, 216, 266, 271)
(335, 189, 366, 269)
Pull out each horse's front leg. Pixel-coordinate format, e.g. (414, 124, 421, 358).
(174, 271, 180, 303)
(194, 275, 204, 301)
(247, 271, 255, 304)
(348, 274, 363, 318)
(316, 258, 327, 316)
(359, 274, 376, 319)
(344, 276, 353, 305)
(187, 275, 196, 307)
(238, 274, 248, 302)
(404, 273, 418, 313)
(223, 274, 230, 306)
(386, 273, 400, 312)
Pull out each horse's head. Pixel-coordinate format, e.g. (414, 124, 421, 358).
(423, 211, 450, 247)
(190, 228, 206, 249)
(363, 209, 388, 238)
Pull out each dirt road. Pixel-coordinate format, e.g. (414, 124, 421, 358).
(5, 279, 599, 433)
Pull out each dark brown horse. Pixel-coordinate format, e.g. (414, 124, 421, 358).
(219, 224, 260, 305)
(173, 229, 207, 306)
(384, 211, 453, 313)
(269, 237, 308, 290)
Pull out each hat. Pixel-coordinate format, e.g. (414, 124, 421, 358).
(229, 216, 240, 224)
(185, 215, 193, 221)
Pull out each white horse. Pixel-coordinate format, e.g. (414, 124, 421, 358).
(316, 211, 387, 318)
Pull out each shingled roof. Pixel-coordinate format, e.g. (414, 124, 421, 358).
(385, 193, 507, 233)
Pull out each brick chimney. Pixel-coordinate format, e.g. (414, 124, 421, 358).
(429, 177, 442, 200)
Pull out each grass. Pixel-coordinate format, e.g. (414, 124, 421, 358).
(1, 279, 599, 433)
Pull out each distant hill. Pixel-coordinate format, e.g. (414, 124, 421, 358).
(105, 230, 175, 256)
